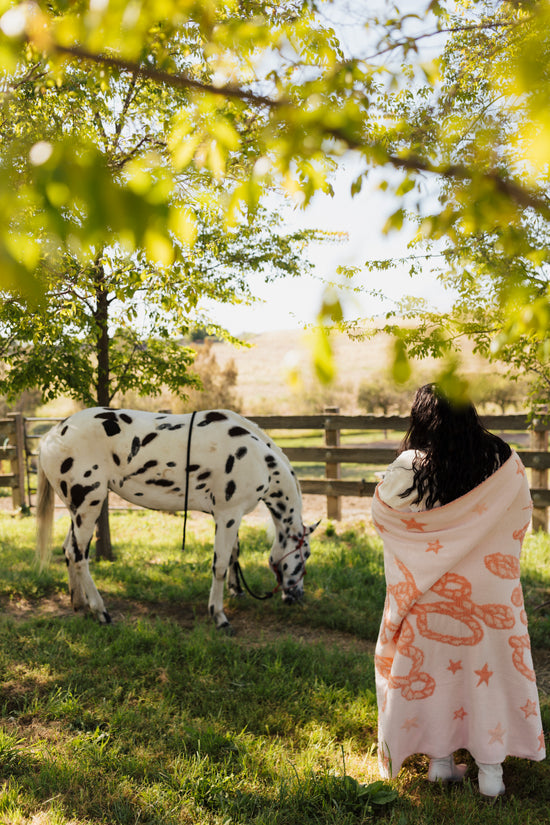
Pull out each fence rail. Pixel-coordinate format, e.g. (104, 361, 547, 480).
(249, 411, 550, 528)
(0, 413, 26, 510)
(3, 411, 548, 530)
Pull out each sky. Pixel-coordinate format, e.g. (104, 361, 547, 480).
(206, 159, 451, 336)
(204, 2, 451, 337)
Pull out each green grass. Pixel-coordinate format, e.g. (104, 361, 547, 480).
(0, 510, 549, 824)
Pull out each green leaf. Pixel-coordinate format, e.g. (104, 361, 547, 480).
(391, 336, 411, 385)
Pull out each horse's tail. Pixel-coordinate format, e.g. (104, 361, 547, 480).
(36, 452, 54, 569)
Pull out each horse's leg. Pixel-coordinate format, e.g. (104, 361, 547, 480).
(227, 536, 244, 597)
(209, 518, 241, 631)
(64, 501, 111, 624)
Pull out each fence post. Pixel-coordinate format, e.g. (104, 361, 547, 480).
(7, 412, 27, 511)
(324, 407, 341, 521)
(531, 416, 548, 532)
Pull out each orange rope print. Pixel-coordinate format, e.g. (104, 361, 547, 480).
(508, 634, 536, 682)
(412, 572, 515, 646)
(376, 618, 436, 701)
(484, 553, 521, 580)
(378, 558, 422, 647)
(513, 522, 530, 543)
(377, 559, 519, 702)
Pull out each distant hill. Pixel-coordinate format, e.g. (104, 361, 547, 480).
(209, 329, 495, 416)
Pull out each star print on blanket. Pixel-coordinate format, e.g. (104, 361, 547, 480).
(372, 452, 546, 778)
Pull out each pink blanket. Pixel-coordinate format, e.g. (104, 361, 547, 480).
(371, 452, 546, 777)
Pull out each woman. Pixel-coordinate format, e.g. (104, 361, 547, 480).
(372, 384, 545, 797)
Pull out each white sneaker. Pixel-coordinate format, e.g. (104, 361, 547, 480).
(477, 763, 505, 798)
(428, 755, 468, 783)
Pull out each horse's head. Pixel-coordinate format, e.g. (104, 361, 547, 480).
(269, 521, 319, 604)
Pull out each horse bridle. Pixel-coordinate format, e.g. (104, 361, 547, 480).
(235, 525, 308, 602)
(269, 526, 308, 589)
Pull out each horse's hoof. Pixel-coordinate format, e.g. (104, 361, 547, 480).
(217, 621, 235, 637)
(100, 611, 112, 624)
(229, 589, 245, 599)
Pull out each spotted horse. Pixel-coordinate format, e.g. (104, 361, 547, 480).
(36, 407, 318, 632)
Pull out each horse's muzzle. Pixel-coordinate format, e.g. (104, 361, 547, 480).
(282, 587, 303, 605)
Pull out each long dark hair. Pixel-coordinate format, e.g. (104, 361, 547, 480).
(400, 383, 511, 508)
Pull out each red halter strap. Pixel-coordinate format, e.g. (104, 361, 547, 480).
(269, 526, 308, 588)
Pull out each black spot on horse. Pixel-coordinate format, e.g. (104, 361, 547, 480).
(225, 455, 235, 474)
(130, 459, 158, 477)
(120, 413, 133, 424)
(167, 461, 176, 467)
(196, 483, 207, 490)
(197, 470, 211, 480)
(102, 419, 121, 436)
(265, 454, 277, 469)
(198, 411, 228, 426)
(76, 514, 82, 528)
(270, 490, 283, 498)
(70, 524, 83, 563)
(70, 481, 100, 511)
(112, 453, 121, 466)
(228, 426, 249, 437)
(236, 447, 247, 459)
(128, 436, 141, 462)
(227, 519, 235, 528)
(145, 479, 174, 487)
(84, 470, 92, 478)
(276, 502, 287, 513)
(60, 480, 68, 498)
(225, 480, 236, 501)
(60, 457, 73, 474)
(188, 464, 200, 472)
(94, 410, 121, 437)
(158, 422, 184, 431)
(60, 425, 68, 436)
(142, 432, 158, 447)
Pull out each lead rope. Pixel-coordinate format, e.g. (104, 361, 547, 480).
(234, 560, 277, 601)
(234, 526, 308, 601)
(182, 410, 197, 552)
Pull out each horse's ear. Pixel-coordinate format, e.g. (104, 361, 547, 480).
(306, 520, 321, 535)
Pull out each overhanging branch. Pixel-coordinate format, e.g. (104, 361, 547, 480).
(53, 42, 281, 109)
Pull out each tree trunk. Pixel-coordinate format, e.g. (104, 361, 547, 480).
(93, 260, 114, 561)
(95, 499, 113, 561)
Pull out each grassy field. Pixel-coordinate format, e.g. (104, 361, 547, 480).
(0, 510, 549, 824)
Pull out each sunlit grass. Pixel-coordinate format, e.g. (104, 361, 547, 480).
(0, 512, 549, 824)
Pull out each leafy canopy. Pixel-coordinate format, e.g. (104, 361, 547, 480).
(1, 1, 550, 395)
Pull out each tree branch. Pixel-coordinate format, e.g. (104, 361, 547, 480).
(53, 42, 281, 109)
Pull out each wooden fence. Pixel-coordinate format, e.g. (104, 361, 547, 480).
(250, 410, 550, 530)
(0, 413, 27, 511)
(7, 411, 550, 531)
